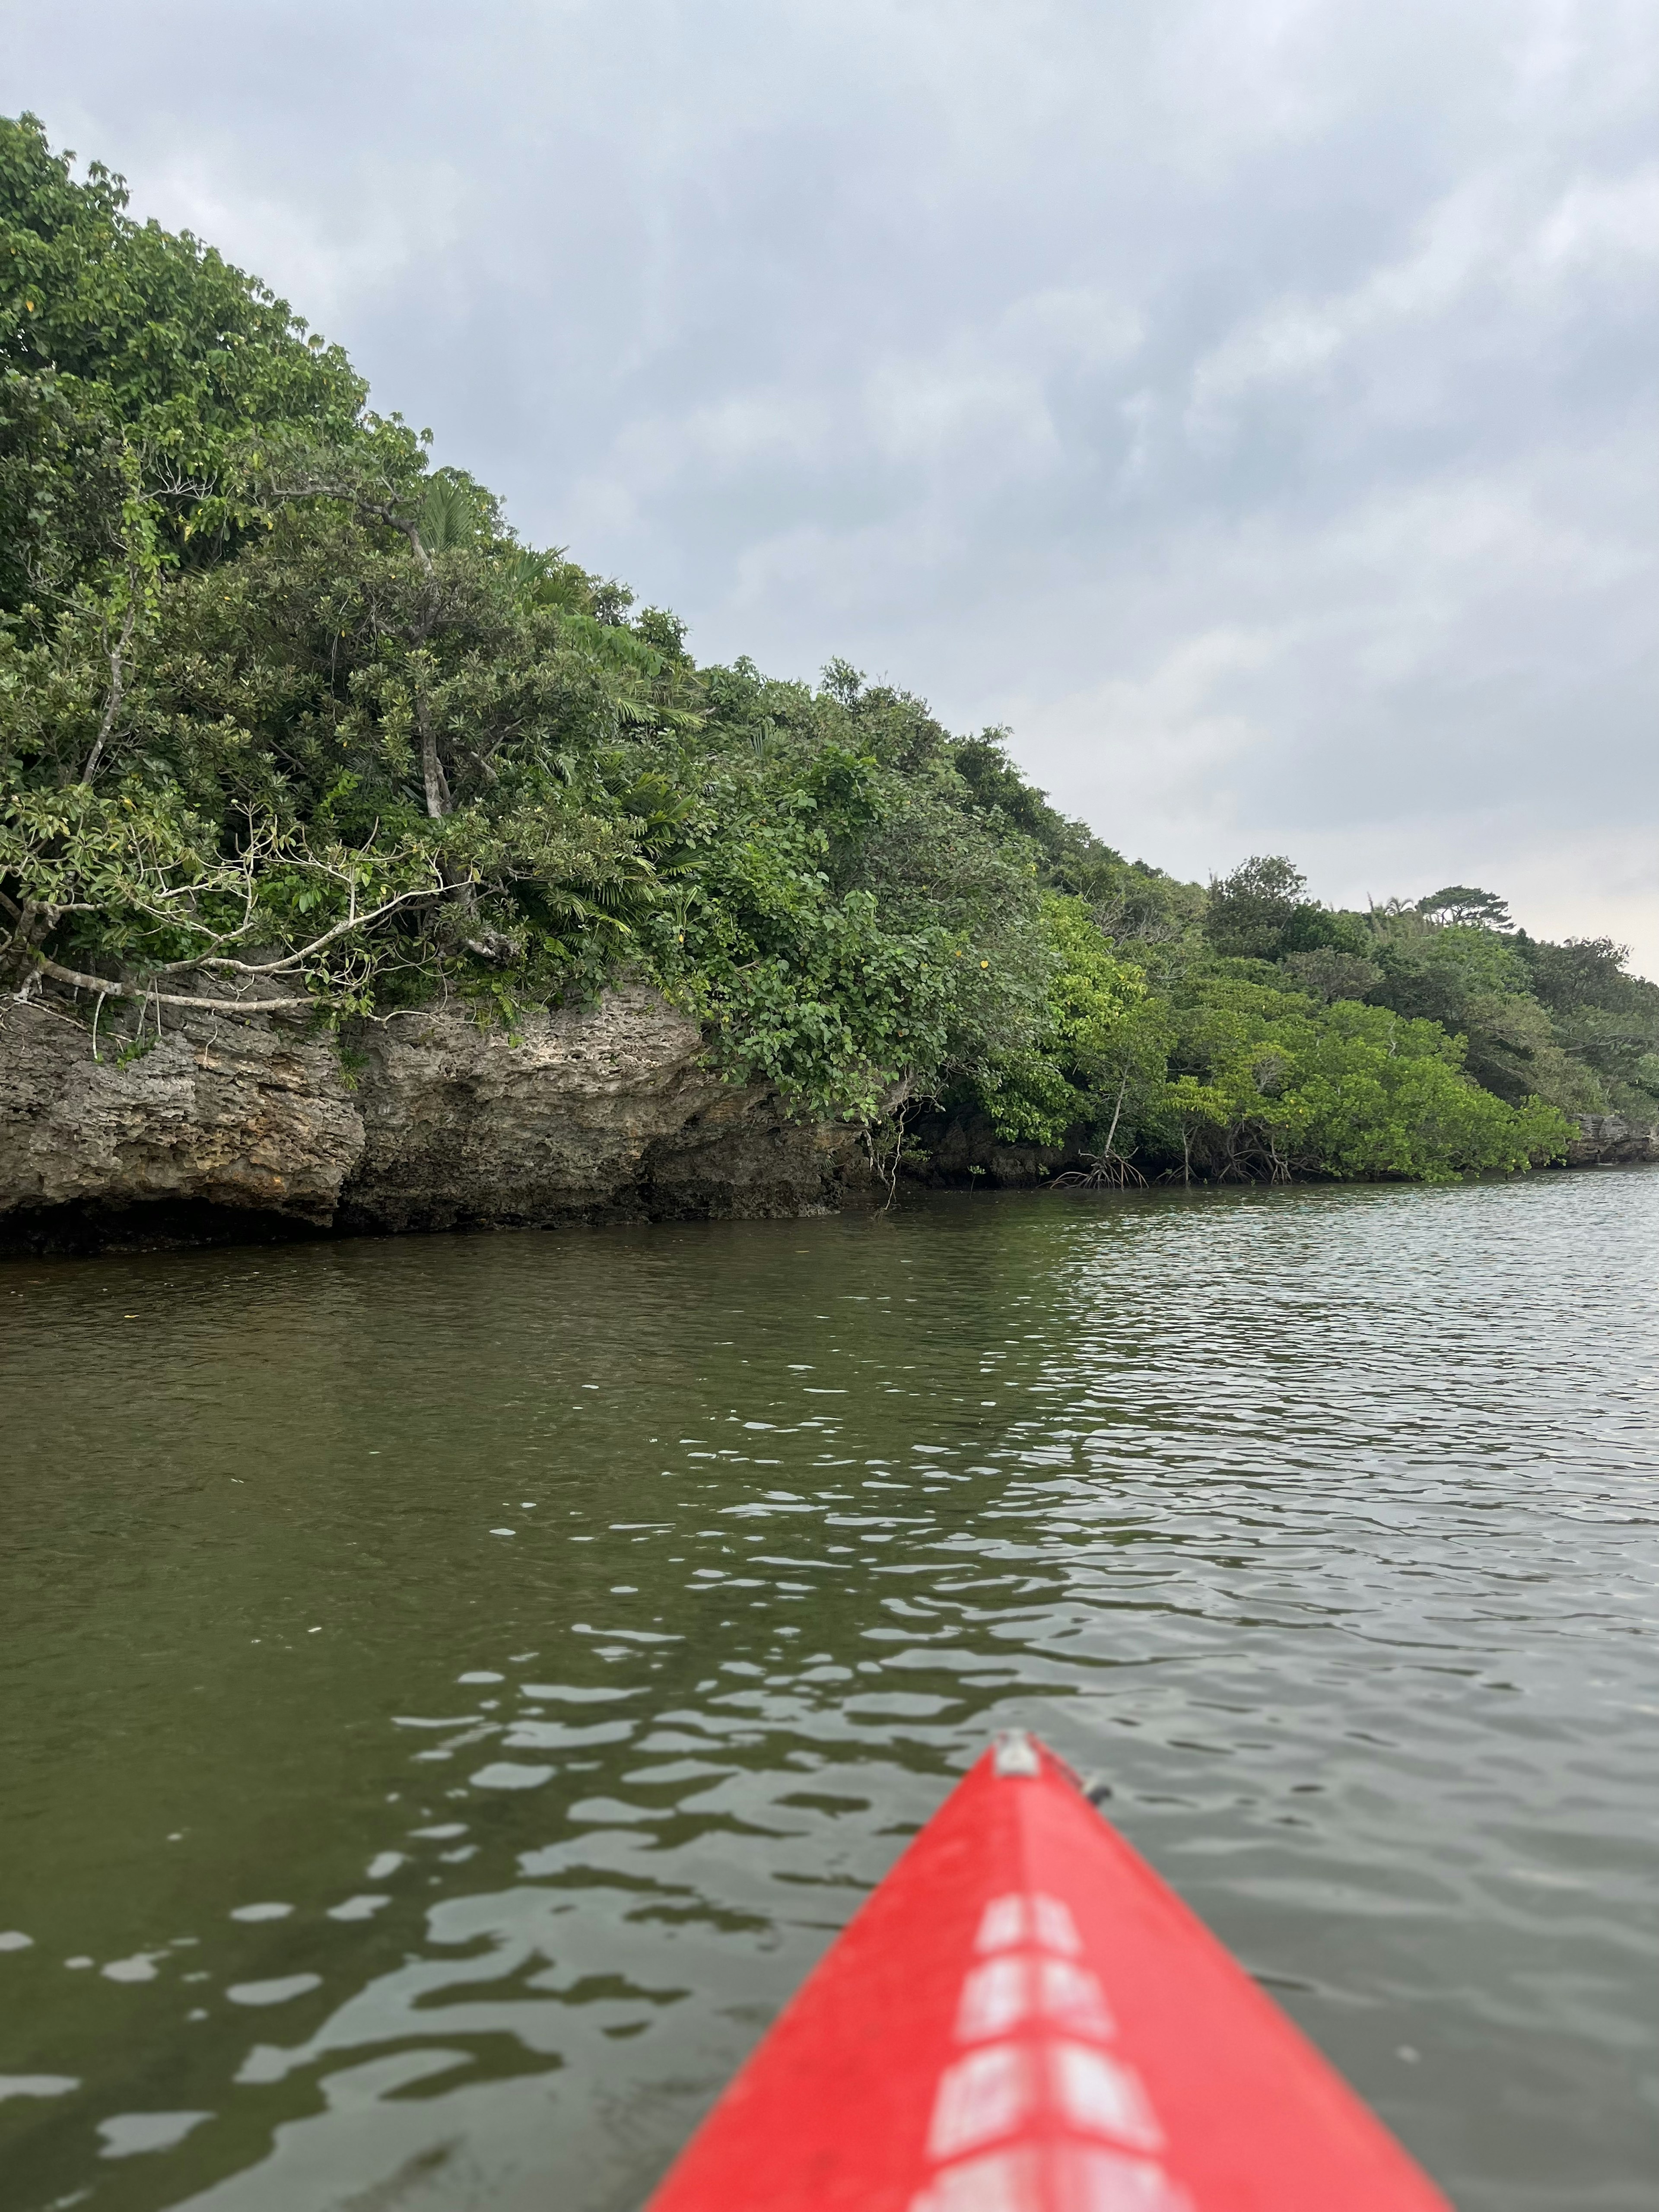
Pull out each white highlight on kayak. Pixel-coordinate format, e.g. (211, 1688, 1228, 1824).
(930, 2044, 1029, 2159)
(957, 1955, 1116, 2042)
(976, 1892, 1084, 1958)
(913, 2143, 1192, 2212)
(912, 1886, 1192, 2212)
(1052, 2043, 1162, 2152)
(928, 2041, 1161, 2161)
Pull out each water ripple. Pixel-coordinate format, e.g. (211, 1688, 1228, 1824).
(1, 1175, 1656, 2209)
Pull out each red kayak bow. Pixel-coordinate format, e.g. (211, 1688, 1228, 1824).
(645, 1732, 1451, 2212)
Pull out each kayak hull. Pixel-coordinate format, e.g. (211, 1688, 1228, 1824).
(643, 1734, 1451, 2212)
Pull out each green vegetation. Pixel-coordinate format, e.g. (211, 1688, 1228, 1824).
(5, 114, 1653, 1186)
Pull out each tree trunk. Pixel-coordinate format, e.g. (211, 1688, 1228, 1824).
(416, 691, 452, 820)
(81, 597, 138, 783)
(1100, 1068, 1130, 1163)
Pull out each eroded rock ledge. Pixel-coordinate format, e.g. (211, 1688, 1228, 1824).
(0, 986, 871, 1255)
(1565, 1113, 1659, 1166)
(3, 988, 1649, 1257)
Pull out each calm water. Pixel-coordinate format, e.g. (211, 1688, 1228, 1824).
(3, 1175, 1657, 2212)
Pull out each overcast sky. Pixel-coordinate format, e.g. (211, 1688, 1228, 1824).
(7, 2, 1656, 964)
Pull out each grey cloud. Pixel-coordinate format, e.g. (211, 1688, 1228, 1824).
(5, 0, 1655, 961)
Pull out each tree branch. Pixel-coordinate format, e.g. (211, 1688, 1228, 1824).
(80, 592, 139, 783)
(24, 951, 311, 1014)
(415, 685, 452, 819)
(146, 880, 443, 974)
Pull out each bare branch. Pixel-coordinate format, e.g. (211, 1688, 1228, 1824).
(414, 682, 452, 819)
(80, 592, 139, 783)
(261, 464, 434, 579)
(151, 879, 443, 974)
(25, 951, 311, 1014)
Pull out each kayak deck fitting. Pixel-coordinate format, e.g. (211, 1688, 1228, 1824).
(645, 1731, 1452, 2212)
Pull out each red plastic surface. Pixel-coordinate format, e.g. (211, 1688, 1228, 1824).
(643, 1737, 1453, 2212)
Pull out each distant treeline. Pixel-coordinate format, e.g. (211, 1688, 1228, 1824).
(4, 114, 1653, 1184)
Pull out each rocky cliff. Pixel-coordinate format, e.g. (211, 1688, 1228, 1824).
(4, 989, 1648, 1257)
(0, 987, 871, 1255)
(1566, 1112, 1659, 1166)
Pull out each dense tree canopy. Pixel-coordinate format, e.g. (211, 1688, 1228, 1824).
(6, 114, 1650, 1185)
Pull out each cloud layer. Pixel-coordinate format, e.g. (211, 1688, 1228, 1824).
(6, 0, 1656, 959)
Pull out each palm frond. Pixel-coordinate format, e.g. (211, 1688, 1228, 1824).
(417, 477, 482, 554)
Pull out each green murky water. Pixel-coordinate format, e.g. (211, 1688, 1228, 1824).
(3, 1176, 1657, 2212)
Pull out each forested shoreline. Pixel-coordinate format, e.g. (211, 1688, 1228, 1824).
(5, 114, 1657, 1191)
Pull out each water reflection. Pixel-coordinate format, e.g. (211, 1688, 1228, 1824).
(2, 1176, 1656, 2212)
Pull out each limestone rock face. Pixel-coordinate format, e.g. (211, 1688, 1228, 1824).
(338, 988, 866, 1232)
(0, 997, 363, 1243)
(1567, 1112, 1659, 1166)
(0, 986, 870, 1254)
